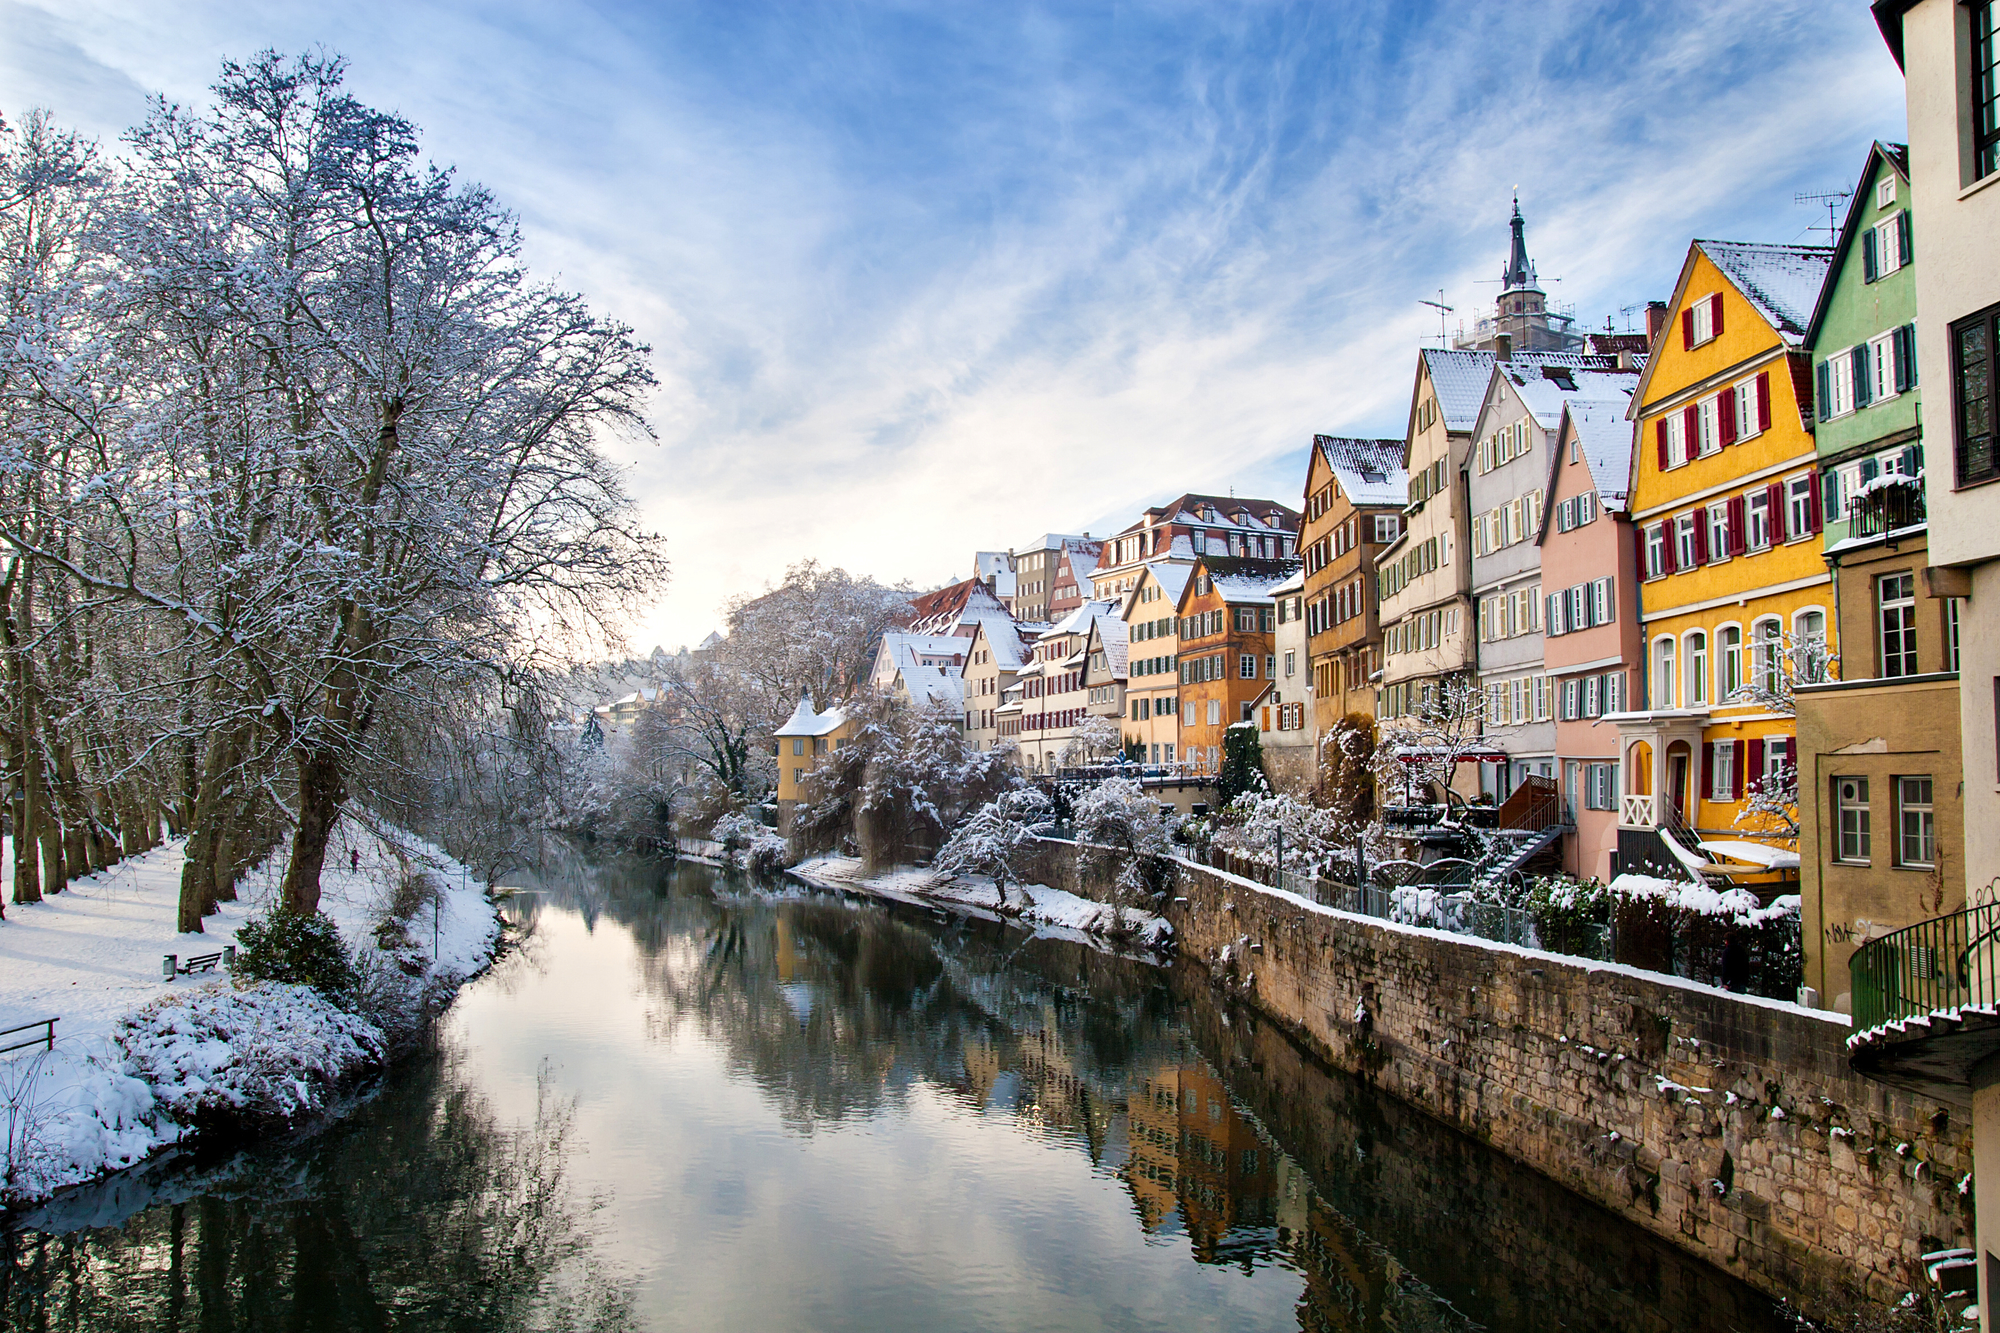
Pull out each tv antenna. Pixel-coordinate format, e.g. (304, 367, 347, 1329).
(1418, 291, 1454, 348)
(1793, 188, 1851, 245)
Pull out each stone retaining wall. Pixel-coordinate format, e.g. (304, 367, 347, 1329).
(1034, 838, 1973, 1318)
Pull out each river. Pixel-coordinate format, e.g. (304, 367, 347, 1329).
(1, 854, 1798, 1332)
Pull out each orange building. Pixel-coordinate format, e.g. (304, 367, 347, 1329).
(1176, 558, 1297, 774)
(1300, 435, 1408, 732)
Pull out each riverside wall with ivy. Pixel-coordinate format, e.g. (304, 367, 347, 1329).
(1039, 838, 1973, 1322)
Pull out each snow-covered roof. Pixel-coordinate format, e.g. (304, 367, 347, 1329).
(1314, 435, 1407, 506)
(1563, 397, 1640, 513)
(898, 662, 964, 710)
(1014, 533, 1096, 556)
(1700, 240, 1834, 344)
(1089, 616, 1129, 678)
(774, 695, 850, 738)
(1271, 568, 1304, 596)
(1422, 348, 1614, 432)
(1209, 566, 1298, 604)
(1047, 598, 1117, 637)
(1062, 546, 1101, 581)
(1142, 560, 1195, 607)
(1496, 364, 1641, 432)
(968, 615, 1030, 671)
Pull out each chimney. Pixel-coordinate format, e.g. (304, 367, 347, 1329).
(1645, 300, 1669, 347)
(1494, 332, 1513, 362)
(1617, 350, 1638, 371)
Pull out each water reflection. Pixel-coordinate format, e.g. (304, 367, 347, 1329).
(1, 851, 1794, 1333)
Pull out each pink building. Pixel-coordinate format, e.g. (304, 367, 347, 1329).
(1537, 395, 1643, 882)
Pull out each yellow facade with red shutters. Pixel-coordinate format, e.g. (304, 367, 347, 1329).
(1622, 240, 1833, 843)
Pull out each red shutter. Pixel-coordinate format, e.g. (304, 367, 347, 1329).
(1683, 404, 1700, 454)
(1730, 742, 1745, 799)
(1767, 481, 1786, 542)
(1682, 307, 1695, 349)
(1710, 292, 1724, 338)
(1659, 522, 1677, 575)
(1783, 736, 1797, 770)
(1756, 372, 1772, 431)
(1656, 418, 1670, 470)
(1634, 523, 1649, 580)
(1700, 742, 1715, 798)
(1727, 495, 1747, 554)
(1693, 512, 1709, 564)
(1807, 473, 1823, 533)
(1746, 738, 1764, 788)
(1718, 393, 1738, 447)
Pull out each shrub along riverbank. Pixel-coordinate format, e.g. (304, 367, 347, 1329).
(0, 822, 500, 1210)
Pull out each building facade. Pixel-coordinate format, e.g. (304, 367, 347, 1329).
(1091, 495, 1300, 601)
(1300, 435, 1406, 734)
(961, 618, 1032, 753)
(1121, 563, 1190, 766)
(1011, 535, 1096, 625)
(1256, 569, 1315, 793)
(1176, 559, 1295, 774)
(1613, 239, 1834, 869)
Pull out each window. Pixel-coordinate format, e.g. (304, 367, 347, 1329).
(1266, 654, 1277, 678)
(1796, 610, 1829, 683)
(794, 768, 806, 785)
(1675, 513, 1699, 569)
(1976, 0, 2000, 181)
(1689, 293, 1719, 345)
(1374, 514, 1400, 543)
(1950, 597, 1964, 673)
(1954, 301, 2000, 485)
(1835, 777, 1871, 863)
(1732, 380, 1760, 440)
(1707, 504, 1731, 562)
(1880, 573, 1918, 677)
(1653, 638, 1677, 709)
(1687, 631, 1708, 706)
(1752, 620, 1783, 697)
(1283, 650, 1295, 677)
(1746, 490, 1772, 550)
(1867, 215, 1907, 281)
(1786, 474, 1817, 540)
(1820, 351, 1856, 419)
(1666, 411, 1688, 467)
(1207, 700, 1221, 725)
(792, 738, 805, 756)
(1646, 524, 1667, 579)
(1720, 625, 1744, 700)
(1710, 741, 1736, 802)
(1697, 396, 1721, 455)
(1586, 762, 1619, 811)
(1897, 776, 1935, 868)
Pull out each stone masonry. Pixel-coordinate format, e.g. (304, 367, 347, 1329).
(1036, 839, 1974, 1320)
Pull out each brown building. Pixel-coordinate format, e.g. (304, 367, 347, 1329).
(1300, 435, 1407, 735)
(1176, 557, 1298, 774)
(1011, 534, 1097, 625)
(1091, 494, 1301, 601)
(1796, 490, 1961, 1014)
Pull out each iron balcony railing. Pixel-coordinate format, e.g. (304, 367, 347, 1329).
(1847, 481, 1925, 540)
(1850, 901, 2000, 1032)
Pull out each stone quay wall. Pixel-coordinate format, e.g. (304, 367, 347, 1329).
(1032, 839, 1972, 1318)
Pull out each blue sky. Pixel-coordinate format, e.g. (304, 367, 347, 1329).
(2, 1, 1906, 651)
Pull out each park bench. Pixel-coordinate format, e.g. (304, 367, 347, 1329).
(161, 947, 235, 980)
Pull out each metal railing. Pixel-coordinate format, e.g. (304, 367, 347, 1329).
(1847, 481, 1925, 540)
(1269, 867, 1613, 961)
(1850, 902, 2000, 1032)
(0, 1017, 58, 1056)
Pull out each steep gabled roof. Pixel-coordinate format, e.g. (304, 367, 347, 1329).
(774, 694, 850, 738)
(1314, 435, 1407, 506)
(1803, 141, 1912, 348)
(1420, 348, 1617, 432)
(966, 615, 1030, 671)
(1200, 556, 1303, 605)
(1700, 240, 1834, 345)
(1537, 395, 1640, 545)
(1087, 616, 1129, 678)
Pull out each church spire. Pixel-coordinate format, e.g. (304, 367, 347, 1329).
(1501, 193, 1539, 294)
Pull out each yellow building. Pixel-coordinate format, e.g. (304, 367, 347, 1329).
(772, 694, 857, 828)
(1120, 561, 1192, 766)
(1612, 239, 1833, 882)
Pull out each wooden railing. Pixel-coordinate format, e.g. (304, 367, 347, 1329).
(0, 1017, 58, 1056)
(1621, 793, 1656, 828)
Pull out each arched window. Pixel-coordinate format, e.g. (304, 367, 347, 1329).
(1794, 608, 1829, 683)
(1686, 631, 1708, 706)
(1653, 637, 1678, 710)
(1719, 624, 1743, 700)
(1752, 618, 1783, 698)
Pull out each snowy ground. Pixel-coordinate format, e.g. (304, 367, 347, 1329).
(0, 820, 500, 1208)
(789, 856, 1172, 952)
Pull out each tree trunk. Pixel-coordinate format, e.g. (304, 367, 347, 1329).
(281, 748, 344, 915)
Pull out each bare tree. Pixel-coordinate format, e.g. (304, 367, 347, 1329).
(1373, 675, 1488, 811)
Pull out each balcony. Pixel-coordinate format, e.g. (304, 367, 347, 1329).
(1621, 793, 1656, 828)
(1846, 477, 1925, 541)
(1847, 903, 2000, 1102)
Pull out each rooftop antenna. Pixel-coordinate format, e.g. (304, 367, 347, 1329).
(1418, 291, 1454, 348)
(1793, 188, 1852, 246)
(1618, 302, 1648, 333)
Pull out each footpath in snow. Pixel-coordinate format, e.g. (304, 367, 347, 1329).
(0, 822, 499, 1209)
(788, 856, 1172, 952)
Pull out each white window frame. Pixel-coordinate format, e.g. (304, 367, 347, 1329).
(1786, 473, 1816, 541)
(1686, 630, 1708, 707)
(1706, 503, 1731, 563)
(1675, 513, 1699, 569)
(1868, 330, 1901, 403)
(1826, 350, 1856, 418)
(1373, 514, 1399, 544)
(1652, 636, 1678, 710)
(1666, 412, 1689, 467)
(1746, 490, 1772, 551)
(1697, 396, 1722, 456)
(1877, 175, 1896, 208)
(1710, 741, 1735, 802)
(1872, 216, 1904, 278)
(1718, 623, 1744, 701)
(1732, 380, 1762, 441)
(1691, 296, 1716, 345)
(1897, 775, 1935, 869)
(1835, 776, 1871, 864)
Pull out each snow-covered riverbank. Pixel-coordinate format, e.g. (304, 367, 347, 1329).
(0, 823, 500, 1209)
(788, 856, 1173, 951)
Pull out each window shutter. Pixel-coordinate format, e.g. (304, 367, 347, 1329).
(1783, 736, 1797, 769)
(1852, 345, 1873, 408)
(1682, 306, 1695, 348)
(1634, 523, 1648, 581)
(1767, 481, 1787, 542)
(1727, 495, 1747, 555)
(1683, 404, 1700, 452)
(1711, 292, 1724, 337)
(1701, 742, 1715, 797)
(1718, 393, 1738, 447)
(1815, 361, 1832, 422)
(1807, 473, 1823, 533)
(1898, 209, 1913, 265)
(1863, 226, 1879, 282)
(1756, 371, 1772, 431)
(1656, 418, 1670, 470)
(1659, 522, 1677, 575)
(1731, 741, 1745, 800)
(1693, 513, 1709, 564)
(1901, 323, 1919, 390)
(1746, 738, 1764, 787)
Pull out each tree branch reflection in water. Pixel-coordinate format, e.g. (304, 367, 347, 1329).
(0, 1049, 636, 1332)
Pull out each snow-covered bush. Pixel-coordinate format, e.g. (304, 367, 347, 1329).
(1059, 715, 1124, 767)
(1, 1046, 172, 1208)
(935, 787, 1053, 906)
(1073, 779, 1176, 903)
(1207, 790, 1347, 878)
(1521, 875, 1612, 956)
(230, 911, 361, 1005)
(1609, 874, 1802, 997)
(711, 811, 763, 852)
(117, 983, 387, 1126)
